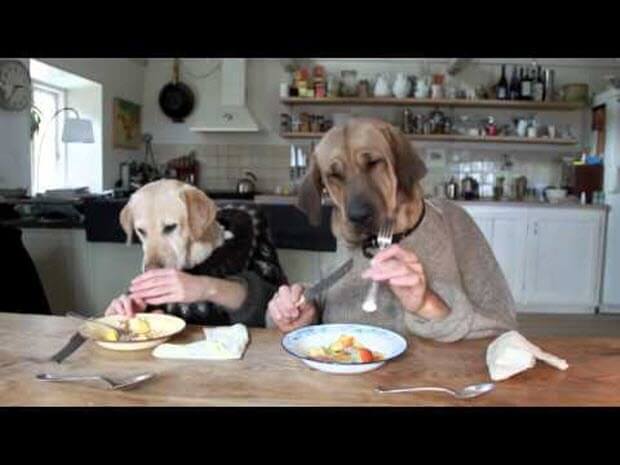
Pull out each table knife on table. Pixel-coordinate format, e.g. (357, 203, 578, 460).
(49, 332, 87, 364)
(295, 258, 354, 307)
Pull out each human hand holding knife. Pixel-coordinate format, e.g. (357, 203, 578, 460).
(294, 258, 354, 308)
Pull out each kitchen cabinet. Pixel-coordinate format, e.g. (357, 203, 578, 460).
(462, 205, 607, 313)
(463, 207, 528, 304)
(523, 209, 605, 312)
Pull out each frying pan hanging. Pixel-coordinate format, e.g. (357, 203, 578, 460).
(159, 58, 195, 123)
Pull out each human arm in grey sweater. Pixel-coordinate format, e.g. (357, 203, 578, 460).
(402, 202, 518, 342)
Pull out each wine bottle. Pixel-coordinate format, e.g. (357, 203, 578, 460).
(520, 66, 532, 100)
(496, 64, 508, 100)
(509, 66, 520, 100)
(533, 65, 545, 101)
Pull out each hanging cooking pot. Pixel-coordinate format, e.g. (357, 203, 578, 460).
(159, 58, 195, 123)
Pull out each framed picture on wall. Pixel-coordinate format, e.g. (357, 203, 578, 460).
(113, 98, 142, 149)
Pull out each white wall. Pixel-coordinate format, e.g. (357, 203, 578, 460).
(37, 59, 146, 189)
(0, 59, 31, 190)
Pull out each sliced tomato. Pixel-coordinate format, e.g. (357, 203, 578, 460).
(356, 348, 374, 363)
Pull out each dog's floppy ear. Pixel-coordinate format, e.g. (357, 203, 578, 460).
(119, 200, 134, 246)
(297, 154, 324, 227)
(181, 186, 217, 241)
(382, 124, 427, 195)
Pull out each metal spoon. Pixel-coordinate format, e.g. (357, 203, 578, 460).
(375, 382, 495, 400)
(36, 372, 156, 391)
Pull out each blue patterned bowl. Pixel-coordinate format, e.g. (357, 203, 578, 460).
(282, 324, 408, 374)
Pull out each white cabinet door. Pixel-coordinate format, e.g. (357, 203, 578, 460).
(465, 207, 528, 304)
(523, 210, 604, 308)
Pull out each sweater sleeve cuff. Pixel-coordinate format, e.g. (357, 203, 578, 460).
(403, 281, 474, 342)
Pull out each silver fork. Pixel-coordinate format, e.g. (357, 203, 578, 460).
(362, 220, 394, 313)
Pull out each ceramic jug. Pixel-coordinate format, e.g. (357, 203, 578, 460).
(415, 76, 430, 98)
(392, 72, 411, 99)
(374, 73, 391, 97)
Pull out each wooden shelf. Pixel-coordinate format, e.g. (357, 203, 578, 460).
(280, 132, 579, 146)
(280, 97, 584, 111)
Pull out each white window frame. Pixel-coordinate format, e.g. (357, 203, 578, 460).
(31, 80, 68, 194)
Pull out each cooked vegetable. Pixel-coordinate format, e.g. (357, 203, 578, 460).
(308, 335, 383, 363)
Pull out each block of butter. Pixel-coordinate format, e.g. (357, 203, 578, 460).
(152, 323, 249, 360)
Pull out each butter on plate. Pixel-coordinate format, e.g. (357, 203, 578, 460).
(152, 323, 249, 360)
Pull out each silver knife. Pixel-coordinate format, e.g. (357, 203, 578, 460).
(49, 332, 87, 364)
(295, 258, 354, 307)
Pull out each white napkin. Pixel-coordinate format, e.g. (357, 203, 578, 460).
(152, 323, 249, 360)
(486, 330, 569, 381)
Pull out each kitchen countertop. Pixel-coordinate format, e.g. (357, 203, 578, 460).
(2, 312, 620, 406)
(255, 194, 609, 210)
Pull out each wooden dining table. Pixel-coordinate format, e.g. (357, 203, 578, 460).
(1, 312, 619, 406)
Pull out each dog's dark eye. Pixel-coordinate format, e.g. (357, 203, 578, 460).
(328, 172, 344, 181)
(367, 159, 383, 169)
(136, 228, 146, 237)
(163, 224, 177, 235)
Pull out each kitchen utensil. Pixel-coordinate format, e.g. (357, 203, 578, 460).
(445, 177, 459, 200)
(543, 69, 555, 101)
(461, 176, 480, 200)
(158, 58, 195, 123)
(281, 323, 407, 374)
(340, 70, 358, 97)
(49, 332, 87, 364)
(295, 258, 354, 307)
(514, 176, 528, 201)
(362, 220, 394, 313)
(415, 77, 430, 99)
(375, 382, 495, 399)
(36, 372, 155, 391)
(374, 73, 391, 97)
(393, 73, 411, 99)
(544, 187, 568, 203)
(237, 171, 257, 194)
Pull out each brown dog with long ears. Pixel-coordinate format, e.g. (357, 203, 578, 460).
(298, 118, 427, 245)
(266, 117, 517, 341)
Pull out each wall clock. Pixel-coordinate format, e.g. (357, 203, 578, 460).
(0, 60, 32, 111)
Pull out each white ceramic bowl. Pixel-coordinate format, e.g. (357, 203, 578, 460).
(282, 324, 408, 374)
(546, 188, 568, 203)
(80, 313, 186, 351)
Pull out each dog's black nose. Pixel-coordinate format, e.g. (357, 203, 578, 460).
(346, 200, 374, 226)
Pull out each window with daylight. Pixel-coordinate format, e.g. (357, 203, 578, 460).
(31, 82, 67, 194)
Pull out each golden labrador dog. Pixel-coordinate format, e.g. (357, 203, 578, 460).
(120, 179, 229, 271)
(298, 118, 427, 244)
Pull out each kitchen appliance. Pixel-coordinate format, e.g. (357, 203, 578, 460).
(159, 58, 195, 123)
(592, 88, 620, 312)
(237, 171, 257, 194)
(514, 176, 528, 201)
(445, 177, 459, 200)
(461, 176, 479, 200)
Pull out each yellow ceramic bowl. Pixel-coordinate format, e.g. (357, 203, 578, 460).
(80, 313, 186, 352)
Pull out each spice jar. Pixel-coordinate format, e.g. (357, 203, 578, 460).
(485, 117, 498, 136)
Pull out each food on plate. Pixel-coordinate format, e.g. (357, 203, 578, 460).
(308, 334, 383, 363)
(96, 317, 160, 342)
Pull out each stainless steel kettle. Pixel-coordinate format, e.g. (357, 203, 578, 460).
(237, 171, 257, 194)
(461, 176, 480, 200)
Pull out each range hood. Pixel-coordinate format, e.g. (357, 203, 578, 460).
(190, 59, 260, 133)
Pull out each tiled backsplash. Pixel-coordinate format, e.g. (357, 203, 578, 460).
(153, 144, 293, 193)
(153, 143, 565, 198)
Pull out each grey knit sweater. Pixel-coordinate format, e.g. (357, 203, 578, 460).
(268, 199, 518, 342)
